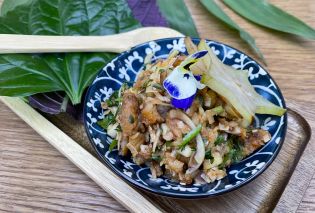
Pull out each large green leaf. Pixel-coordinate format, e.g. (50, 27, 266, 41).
(199, 0, 265, 63)
(0, 0, 32, 16)
(224, 0, 315, 40)
(0, 0, 140, 104)
(157, 0, 199, 37)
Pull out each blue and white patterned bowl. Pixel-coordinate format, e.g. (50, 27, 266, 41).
(83, 38, 287, 198)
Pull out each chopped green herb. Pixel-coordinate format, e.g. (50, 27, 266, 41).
(97, 113, 115, 129)
(115, 97, 123, 102)
(109, 139, 118, 151)
(140, 79, 152, 91)
(222, 136, 245, 165)
(205, 150, 213, 160)
(106, 83, 129, 107)
(191, 148, 196, 151)
(212, 105, 224, 115)
(159, 68, 166, 73)
(152, 154, 162, 162)
(230, 148, 244, 163)
(222, 153, 231, 165)
(178, 124, 202, 151)
(229, 137, 244, 163)
(115, 125, 122, 132)
(165, 141, 172, 147)
(106, 91, 119, 107)
(214, 135, 226, 146)
(119, 83, 129, 96)
(128, 115, 135, 124)
(152, 83, 163, 90)
(218, 164, 225, 170)
(114, 105, 121, 119)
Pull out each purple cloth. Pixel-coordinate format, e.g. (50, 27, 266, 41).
(127, 0, 168, 27)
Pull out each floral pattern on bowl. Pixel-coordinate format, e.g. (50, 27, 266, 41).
(83, 38, 287, 198)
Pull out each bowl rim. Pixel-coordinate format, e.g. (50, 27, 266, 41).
(83, 37, 288, 198)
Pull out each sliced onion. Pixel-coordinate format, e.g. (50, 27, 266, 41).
(178, 145, 192, 157)
(194, 172, 208, 184)
(168, 110, 205, 174)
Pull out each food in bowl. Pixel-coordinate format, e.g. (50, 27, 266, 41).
(97, 38, 286, 184)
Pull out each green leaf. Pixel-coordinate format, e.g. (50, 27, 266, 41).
(106, 90, 120, 107)
(0, 0, 141, 104)
(199, 0, 265, 63)
(226, 136, 244, 164)
(211, 105, 224, 115)
(224, 0, 315, 40)
(214, 134, 225, 146)
(109, 139, 118, 151)
(151, 154, 162, 162)
(157, 0, 199, 37)
(205, 150, 213, 160)
(0, 0, 32, 16)
(97, 113, 115, 130)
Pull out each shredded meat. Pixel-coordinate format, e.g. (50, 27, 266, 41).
(139, 145, 152, 159)
(150, 161, 163, 179)
(202, 110, 215, 125)
(148, 125, 162, 152)
(201, 167, 226, 183)
(186, 99, 200, 117)
(219, 118, 242, 135)
(204, 168, 226, 183)
(166, 117, 190, 138)
(149, 70, 161, 84)
(119, 135, 129, 156)
(127, 132, 146, 159)
(164, 152, 184, 174)
(134, 70, 152, 89)
(207, 128, 219, 147)
(177, 155, 190, 165)
(157, 105, 172, 119)
(161, 123, 174, 141)
(244, 129, 271, 155)
(160, 71, 168, 84)
(173, 55, 186, 67)
(178, 173, 193, 184)
(200, 88, 217, 108)
(141, 102, 164, 125)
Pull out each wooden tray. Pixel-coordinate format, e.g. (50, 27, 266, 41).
(38, 100, 311, 212)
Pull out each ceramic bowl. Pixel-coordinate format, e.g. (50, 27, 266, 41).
(83, 38, 287, 198)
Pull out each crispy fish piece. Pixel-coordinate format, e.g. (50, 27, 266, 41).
(119, 92, 139, 136)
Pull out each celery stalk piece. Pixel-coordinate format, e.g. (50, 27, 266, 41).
(196, 39, 285, 126)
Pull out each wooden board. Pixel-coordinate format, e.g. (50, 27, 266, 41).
(275, 101, 315, 213)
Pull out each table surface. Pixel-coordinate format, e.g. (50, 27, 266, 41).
(0, 0, 315, 212)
